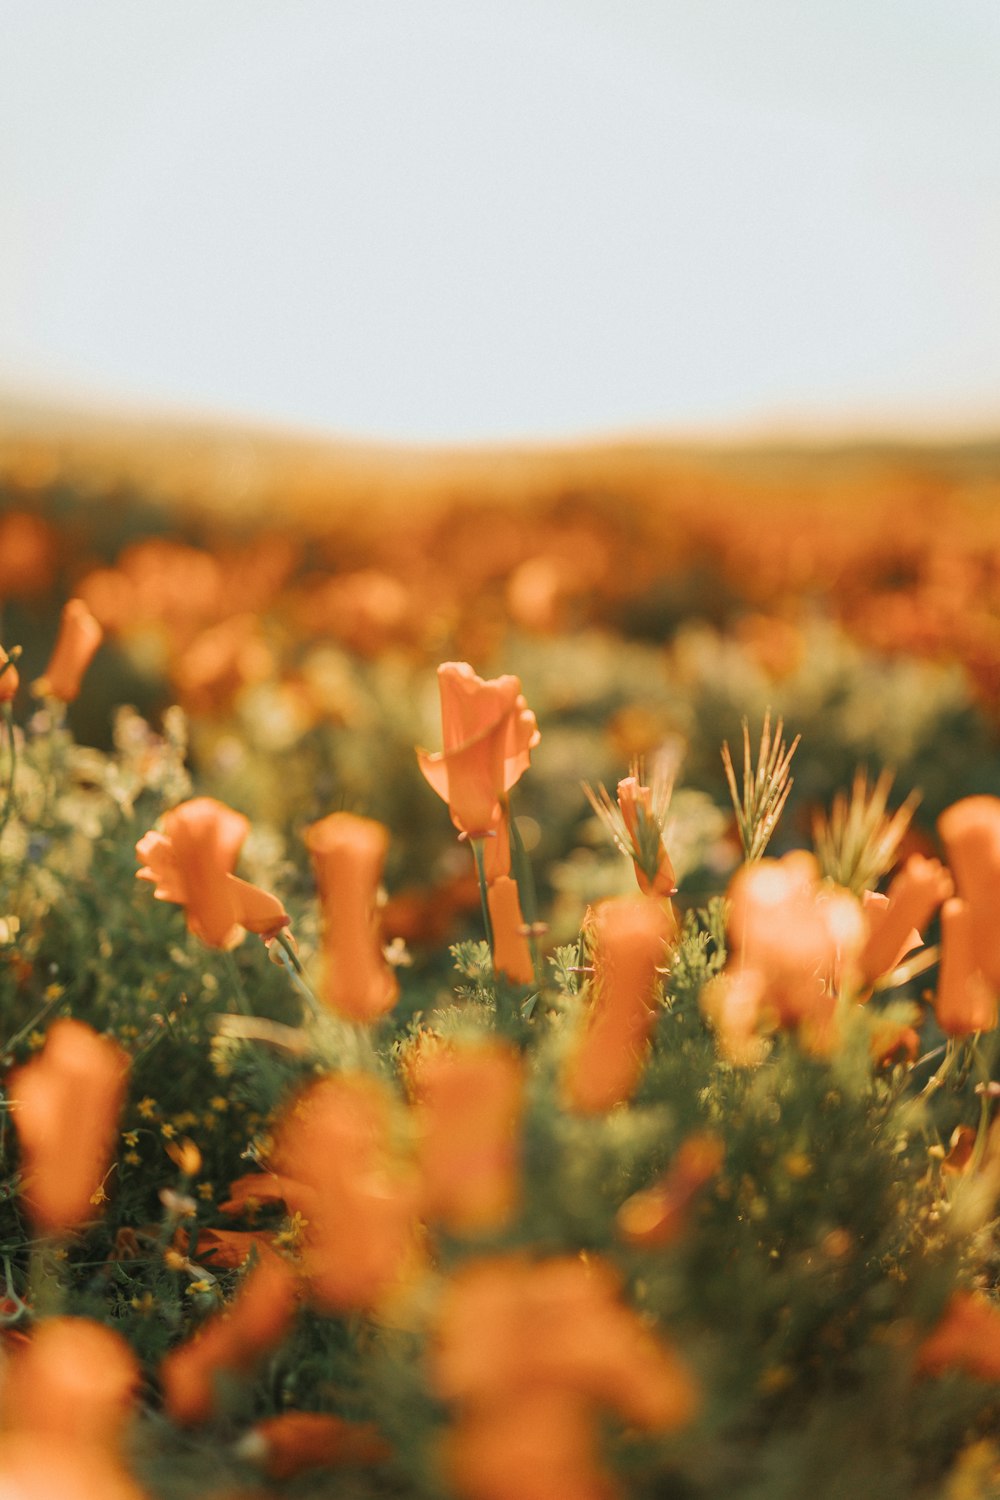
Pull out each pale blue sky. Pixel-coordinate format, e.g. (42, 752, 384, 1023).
(1, 2, 998, 442)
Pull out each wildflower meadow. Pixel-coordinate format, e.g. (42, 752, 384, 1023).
(3, 441, 1000, 1499)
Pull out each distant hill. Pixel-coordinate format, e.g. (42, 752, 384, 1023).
(2, 395, 998, 530)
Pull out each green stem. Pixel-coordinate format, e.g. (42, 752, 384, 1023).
(470, 837, 494, 956)
(222, 950, 253, 1017)
(969, 1033, 998, 1176)
(0, 703, 17, 849)
(917, 1037, 958, 1103)
(508, 799, 541, 981)
(0, 1254, 30, 1325)
(28, 1238, 65, 1318)
(274, 929, 305, 974)
(2, 987, 67, 1055)
(273, 939, 325, 1022)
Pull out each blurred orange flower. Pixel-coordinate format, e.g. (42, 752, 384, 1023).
(0, 650, 18, 704)
(416, 663, 539, 841)
(218, 1170, 298, 1217)
(271, 1074, 420, 1312)
(444, 1388, 604, 1500)
(9, 1019, 128, 1234)
(938, 796, 1000, 989)
(196, 1226, 278, 1268)
(171, 613, 274, 714)
(0, 511, 56, 600)
(0, 1315, 144, 1499)
(916, 1291, 1000, 1380)
(935, 897, 998, 1037)
(857, 854, 952, 988)
(699, 969, 771, 1069)
(725, 852, 864, 1040)
(160, 1249, 298, 1424)
(34, 598, 103, 702)
(485, 875, 535, 986)
(0, 1436, 148, 1500)
(298, 569, 413, 656)
(433, 1254, 698, 1500)
(565, 895, 675, 1113)
(410, 1037, 524, 1234)
(304, 812, 398, 1021)
(617, 1133, 724, 1248)
(136, 796, 289, 950)
(1, 1316, 139, 1450)
(246, 1412, 390, 1479)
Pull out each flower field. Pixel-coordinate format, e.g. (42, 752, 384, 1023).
(3, 430, 1000, 1499)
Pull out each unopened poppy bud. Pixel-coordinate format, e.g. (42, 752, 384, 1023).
(565, 895, 674, 1113)
(304, 813, 398, 1021)
(10, 1019, 128, 1234)
(617, 776, 677, 897)
(0, 646, 20, 704)
(34, 598, 103, 702)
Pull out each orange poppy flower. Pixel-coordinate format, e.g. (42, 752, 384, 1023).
(410, 1038, 524, 1234)
(9, 1019, 128, 1234)
(935, 897, 998, 1036)
(0, 511, 56, 600)
(433, 1254, 699, 1430)
(245, 1412, 390, 1479)
(726, 853, 865, 1030)
(1, 1316, 139, 1451)
(916, 1291, 1000, 1380)
(564, 895, 675, 1113)
(0, 1436, 148, 1500)
(938, 796, 1000, 988)
(34, 598, 103, 702)
(486, 876, 535, 986)
(416, 663, 539, 840)
(196, 1227, 278, 1268)
(171, 613, 274, 713)
(218, 1170, 298, 1217)
(271, 1074, 420, 1312)
(136, 797, 289, 950)
(444, 1388, 603, 1500)
(304, 812, 398, 1021)
(857, 855, 952, 988)
(617, 1132, 725, 1248)
(160, 1249, 298, 1424)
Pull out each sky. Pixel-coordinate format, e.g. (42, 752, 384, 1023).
(1, 1, 999, 444)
